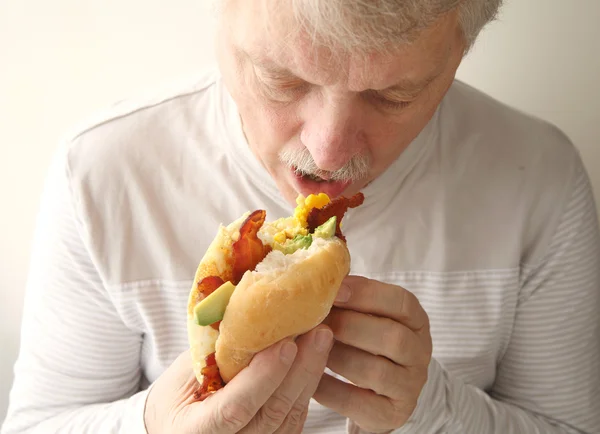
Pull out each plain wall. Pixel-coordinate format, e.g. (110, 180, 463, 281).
(1, 0, 599, 424)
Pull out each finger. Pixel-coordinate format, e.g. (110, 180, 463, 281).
(327, 341, 423, 400)
(241, 326, 333, 433)
(274, 326, 333, 434)
(313, 373, 402, 432)
(324, 308, 429, 366)
(335, 275, 429, 333)
(274, 408, 308, 434)
(192, 338, 298, 434)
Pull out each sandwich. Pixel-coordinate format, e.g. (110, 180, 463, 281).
(186, 192, 364, 400)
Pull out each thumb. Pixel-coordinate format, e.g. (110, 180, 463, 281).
(189, 338, 298, 433)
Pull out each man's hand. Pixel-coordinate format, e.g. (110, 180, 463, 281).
(315, 276, 432, 433)
(144, 325, 334, 434)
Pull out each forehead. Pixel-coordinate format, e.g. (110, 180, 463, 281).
(228, 1, 459, 91)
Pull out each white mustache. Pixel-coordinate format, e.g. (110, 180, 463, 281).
(278, 147, 371, 182)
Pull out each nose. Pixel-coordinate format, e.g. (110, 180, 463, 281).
(300, 94, 363, 172)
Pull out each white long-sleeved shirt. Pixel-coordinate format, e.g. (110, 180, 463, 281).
(2, 67, 599, 434)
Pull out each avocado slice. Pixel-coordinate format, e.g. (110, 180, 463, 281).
(193, 281, 236, 326)
(314, 216, 336, 238)
(274, 234, 313, 255)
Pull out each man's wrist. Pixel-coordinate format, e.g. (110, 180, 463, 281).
(131, 385, 155, 434)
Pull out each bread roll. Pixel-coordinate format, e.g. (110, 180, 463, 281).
(216, 235, 350, 382)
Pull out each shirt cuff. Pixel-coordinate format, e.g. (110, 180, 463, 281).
(121, 385, 153, 434)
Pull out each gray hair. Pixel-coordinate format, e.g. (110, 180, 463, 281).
(279, 146, 371, 182)
(218, 0, 503, 54)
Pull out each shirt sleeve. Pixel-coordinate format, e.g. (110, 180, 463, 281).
(1, 143, 150, 434)
(349, 154, 600, 434)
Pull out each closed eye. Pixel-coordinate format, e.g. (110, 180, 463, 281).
(364, 90, 414, 110)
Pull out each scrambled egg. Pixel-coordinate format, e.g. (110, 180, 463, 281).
(271, 193, 331, 244)
(294, 193, 331, 227)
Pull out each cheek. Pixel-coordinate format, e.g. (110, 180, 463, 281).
(360, 105, 433, 165)
(363, 112, 412, 147)
(365, 121, 408, 163)
(248, 103, 302, 149)
(223, 72, 302, 153)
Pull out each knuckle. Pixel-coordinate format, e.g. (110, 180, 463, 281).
(425, 332, 433, 358)
(413, 366, 429, 391)
(218, 400, 255, 431)
(423, 308, 431, 329)
(393, 288, 408, 313)
(415, 335, 433, 366)
(339, 388, 360, 415)
(299, 350, 329, 377)
(300, 361, 322, 379)
(418, 345, 432, 366)
(367, 359, 389, 388)
(368, 359, 405, 398)
(417, 306, 431, 335)
(329, 308, 349, 334)
(286, 405, 307, 427)
(382, 322, 406, 356)
(260, 394, 293, 427)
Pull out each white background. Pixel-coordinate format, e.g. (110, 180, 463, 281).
(1, 0, 599, 424)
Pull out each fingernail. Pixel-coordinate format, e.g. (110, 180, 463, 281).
(280, 341, 297, 364)
(315, 329, 333, 353)
(335, 284, 351, 303)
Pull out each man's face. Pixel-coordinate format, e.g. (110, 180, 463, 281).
(217, 1, 466, 205)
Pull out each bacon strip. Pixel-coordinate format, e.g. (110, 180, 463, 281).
(194, 352, 225, 401)
(197, 276, 225, 298)
(232, 210, 272, 284)
(307, 192, 365, 242)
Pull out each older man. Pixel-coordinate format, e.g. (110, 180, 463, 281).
(2, 0, 599, 433)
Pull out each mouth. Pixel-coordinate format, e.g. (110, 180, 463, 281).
(294, 168, 328, 182)
(289, 166, 352, 198)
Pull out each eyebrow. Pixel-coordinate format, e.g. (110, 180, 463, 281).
(242, 46, 442, 94)
(241, 48, 292, 73)
(257, 62, 296, 77)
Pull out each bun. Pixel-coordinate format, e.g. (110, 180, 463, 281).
(216, 236, 350, 382)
